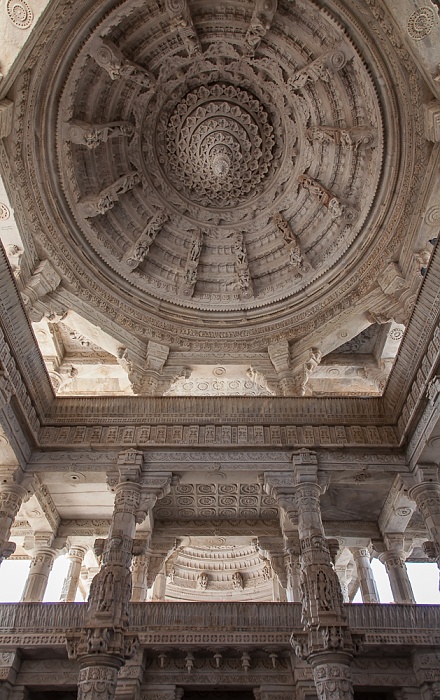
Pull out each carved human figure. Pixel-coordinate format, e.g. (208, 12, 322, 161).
(67, 121, 134, 149)
(234, 237, 247, 266)
(232, 571, 244, 589)
(198, 571, 208, 590)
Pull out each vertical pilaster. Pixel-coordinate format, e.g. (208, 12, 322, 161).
(60, 545, 88, 602)
(351, 547, 379, 603)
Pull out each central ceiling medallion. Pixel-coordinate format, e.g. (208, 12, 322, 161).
(159, 84, 276, 208)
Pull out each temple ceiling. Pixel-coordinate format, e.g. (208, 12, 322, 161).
(0, 0, 438, 396)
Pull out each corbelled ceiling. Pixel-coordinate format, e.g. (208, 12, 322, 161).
(0, 0, 435, 395)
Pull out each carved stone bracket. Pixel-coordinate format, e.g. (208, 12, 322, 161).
(233, 233, 253, 298)
(298, 175, 344, 219)
(89, 39, 155, 88)
(244, 0, 277, 54)
(21, 260, 61, 322)
(78, 172, 142, 218)
(179, 229, 203, 297)
(307, 126, 377, 150)
(165, 0, 201, 55)
(288, 45, 351, 91)
(125, 210, 167, 270)
(274, 212, 312, 275)
(65, 120, 135, 149)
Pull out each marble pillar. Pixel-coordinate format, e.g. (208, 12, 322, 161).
(351, 547, 379, 603)
(60, 544, 88, 602)
(311, 652, 354, 700)
(21, 538, 58, 602)
(265, 450, 356, 700)
(67, 451, 171, 700)
(379, 535, 415, 604)
(335, 564, 351, 603)
(409, 465, 440, 575)
(131, 553, 149, 602)
(0, 482, 29, 565)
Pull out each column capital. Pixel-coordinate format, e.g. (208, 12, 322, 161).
(117, 449, 143, 482)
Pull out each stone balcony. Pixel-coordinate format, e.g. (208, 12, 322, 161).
(0, 602, 439, 651)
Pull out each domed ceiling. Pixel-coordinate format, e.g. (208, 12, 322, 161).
(4, 0, 430, 393)
(57, 0, 383, 318)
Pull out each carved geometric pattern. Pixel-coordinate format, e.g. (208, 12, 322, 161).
(154, 482, 278, 519)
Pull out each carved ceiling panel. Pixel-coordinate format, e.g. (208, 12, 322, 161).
(154, 481, 278, 520)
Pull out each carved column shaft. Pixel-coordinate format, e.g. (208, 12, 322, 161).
(351, 548, 379, 603)
(131, 553, 149, 602)
(0, 483, 28, 564)
(61, 545, 88, 602)
(379, 550, 415, 604)
(294, 481, 345, 627)
(311, 652, 354, 700)
(21, 545, 58, 602)
(409, 478, 440, 563)
(77, 455, 143, 700)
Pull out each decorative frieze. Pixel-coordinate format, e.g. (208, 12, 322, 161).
(37, 422, 398, 448)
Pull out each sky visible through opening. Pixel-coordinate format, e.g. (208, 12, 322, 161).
(0, 557, 438, 603)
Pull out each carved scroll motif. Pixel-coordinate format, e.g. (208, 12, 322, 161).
(307, 126, 377, 150)
(233, 233, 253, 298)
(273, 212, 311, 274)
(288, 46, 349, 91)
(65, 120, 135, 149)
(125, 211, 168, 270)
(244, 0, 277, 55)
(78, 172, 141, 218)
(165, 0, 201, 56)
(298, 175, 343, 219)
(89, 39, 155, 88)
(180, 228, 203, 297)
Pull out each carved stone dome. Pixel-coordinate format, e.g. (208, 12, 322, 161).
(47, 2, 383, 322)
(20, 0, 422, 352)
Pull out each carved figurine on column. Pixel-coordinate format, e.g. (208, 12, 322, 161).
(265, 450, 361, 700)
(66, 450, 172, 700)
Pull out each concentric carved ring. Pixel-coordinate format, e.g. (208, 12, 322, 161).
(158, 84, 276, 208)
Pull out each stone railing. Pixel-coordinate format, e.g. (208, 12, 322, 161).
(0, 603, 439, 647)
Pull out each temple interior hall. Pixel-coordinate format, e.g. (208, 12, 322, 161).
(1, 0, 440, 698)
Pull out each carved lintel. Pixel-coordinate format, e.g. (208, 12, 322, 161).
(165, 0, 201, 56)
(244, 0, 277, 54)
(307, 126, 377, 150)
(89, 39, 155, 88)
(125, 210, 167, 269)
(78, 172, 142, 218)
(274, 212, 312, 274)
(65, 120, 135, 149)
(0, 99, 14, 139)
